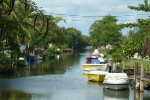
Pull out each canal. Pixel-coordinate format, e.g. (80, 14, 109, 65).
(0, 46, 150, 100)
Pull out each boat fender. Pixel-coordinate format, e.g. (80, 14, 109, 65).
(135, 82, 140, 89)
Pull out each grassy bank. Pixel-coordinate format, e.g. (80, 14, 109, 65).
(121, 58, 150, 72)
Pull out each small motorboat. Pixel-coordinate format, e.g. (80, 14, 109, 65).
(87, 70, 109, 82)
(86, 49, 106, 64)
(27, 55, 37, 61)
(13, 57, 29, 66)
(84, 64, 109, 71)
(83, 63, 108, 70)
(86, 57, 98, 63)
(87, 65, 110, 82)
(103, 73, 129, 90)
(83, 64, 109, 76)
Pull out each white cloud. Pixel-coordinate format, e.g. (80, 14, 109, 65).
(32, 0, 147, 36)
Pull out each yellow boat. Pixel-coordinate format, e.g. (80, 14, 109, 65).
(83, 66, 108, 76)
(87, 71, 109, 82)
(83, 64, 108, 70)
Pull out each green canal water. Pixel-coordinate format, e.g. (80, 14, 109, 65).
(0, 46, 150, 100)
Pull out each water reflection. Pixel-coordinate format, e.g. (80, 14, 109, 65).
(29, 61, 37, 66)
(1, 46, 150, 100)
(0, 89, 31, 100)
(0, 47, 89, 79)
(134, 90, 143, 100)
(103, 88, 130, 100)
(88, 81, 104, 86)
(134, 89, 150, 100)
(56, 54, 60, 60)
(15, 65, 30, 78)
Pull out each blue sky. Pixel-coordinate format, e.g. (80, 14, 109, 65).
(32, 0, 148, 36)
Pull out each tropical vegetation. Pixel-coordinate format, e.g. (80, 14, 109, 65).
(0, 0, 89, 68)
(1, 0, 150, 74)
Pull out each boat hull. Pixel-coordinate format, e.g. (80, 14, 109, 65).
(87, 70, 108, 82)
(88, 74, 106, 82)
(103, 83, 129, 90)
(82, 71, 88, 76)
(83, 64, 107, 69)
(103, 73, 129, 90)
(13, 62, 27, 66)
(13, 59, 29, 66)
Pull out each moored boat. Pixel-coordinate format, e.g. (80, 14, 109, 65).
(86, 57, 98, 63)
(63, 48, 73, 53)
(36, 55, 43, 60)
(87, 65, 109, 82)
(27, 55, 37, 61)
(103, 73, 129, 90)
(87, 70, 109, 82)
(83, 65, 109, 76)
(86, 49, 106, 64)
(83, 63, 107, 70)
(13, 57, 29, 66)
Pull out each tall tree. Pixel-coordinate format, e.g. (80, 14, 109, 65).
(89, 14, 122, 48)
(126, 0, 150, 59)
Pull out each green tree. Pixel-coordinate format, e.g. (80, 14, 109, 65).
(65, 27, 89, 49)
(89, 14, 122, 48)
(121, 0, 150, 59)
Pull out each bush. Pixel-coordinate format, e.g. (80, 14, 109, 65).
(44, 47, 56, 59)
(0, 53, 12, 67)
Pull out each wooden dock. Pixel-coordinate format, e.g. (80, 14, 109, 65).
(123, 62, 150, 91)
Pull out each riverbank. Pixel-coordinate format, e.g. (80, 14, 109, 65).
(120, 58, 150, 91)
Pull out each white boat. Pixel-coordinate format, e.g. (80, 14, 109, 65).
(103, 73, 129, 90)
(86, 49, 106, 64)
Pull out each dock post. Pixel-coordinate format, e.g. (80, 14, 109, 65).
(140, 64, 144, 91)
(134, 62, 138, 87)
(122, 61, 125, 73)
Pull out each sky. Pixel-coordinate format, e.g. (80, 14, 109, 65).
(32, 0, 148, 36)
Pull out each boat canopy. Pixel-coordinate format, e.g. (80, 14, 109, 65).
(91, 59, 100, 64)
